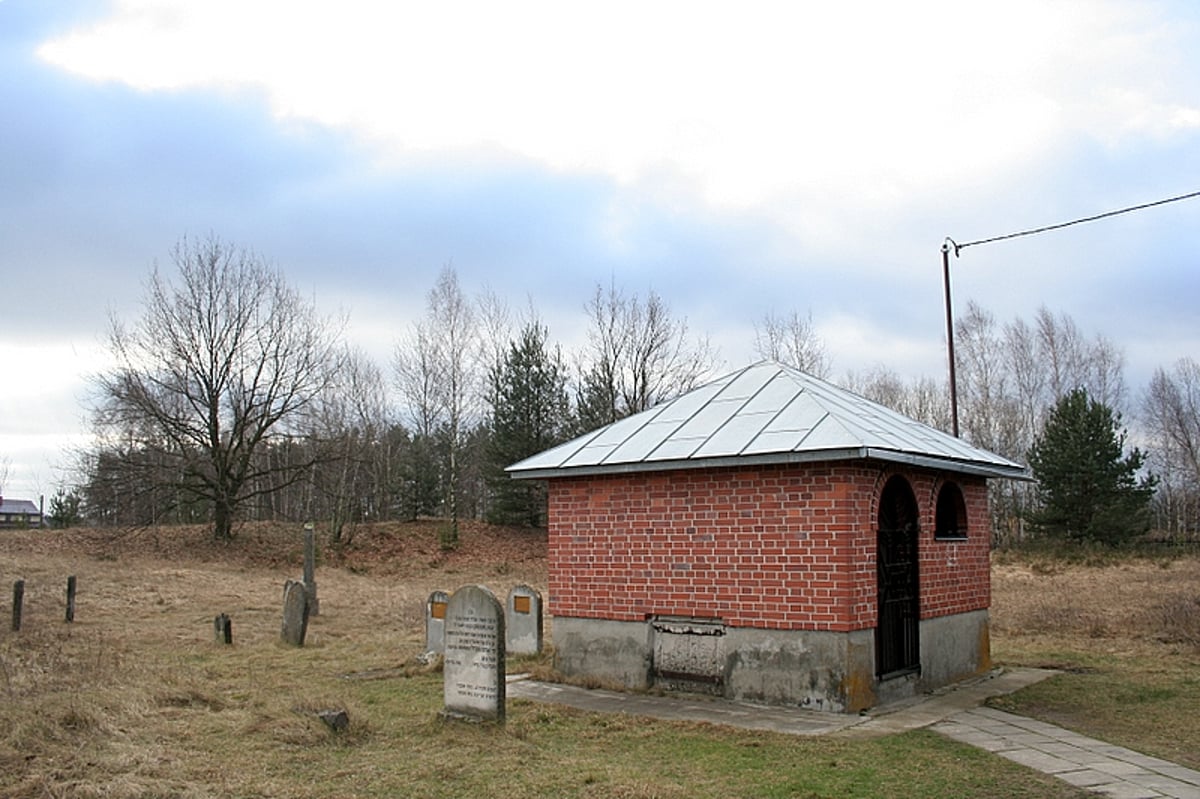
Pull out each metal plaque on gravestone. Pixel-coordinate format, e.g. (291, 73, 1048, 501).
(281, 579, 310, 646)
(442, 585, 505, 723)
(425, 590, 450, 653)
(506, 584, 543, 656)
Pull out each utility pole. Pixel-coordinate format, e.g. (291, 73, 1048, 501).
(942, 240, 959, 438)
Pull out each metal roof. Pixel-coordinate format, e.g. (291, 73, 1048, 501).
(0, 497, 41, 515)
(508, 361, 1030, 480)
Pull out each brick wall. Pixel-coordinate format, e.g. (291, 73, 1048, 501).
(546, 463, 991, 633)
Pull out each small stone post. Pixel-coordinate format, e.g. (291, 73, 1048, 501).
(12, 579, 25, 632)
(303, 522, 319, 616)
(65, 575, 77, 623)
(214, 613, 233, 644)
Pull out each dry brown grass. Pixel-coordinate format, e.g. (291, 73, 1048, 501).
(991, 554, 1200, 648)
(3, 523, 1176, 797)
(988, 551, 1200, 769)
(0, 521, 549, 798)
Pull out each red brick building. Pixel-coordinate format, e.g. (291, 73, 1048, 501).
(509, 362, 1028, 712)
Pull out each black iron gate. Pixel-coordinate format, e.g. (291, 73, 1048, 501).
(876, 476, 920, 678)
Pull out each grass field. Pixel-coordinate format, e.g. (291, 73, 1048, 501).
(2, 522, 1196, 798)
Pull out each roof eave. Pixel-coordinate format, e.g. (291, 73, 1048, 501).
(508, 447, 1032, 482)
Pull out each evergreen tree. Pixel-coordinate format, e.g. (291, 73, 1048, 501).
(486, 321, 571, 526)
(1026, 388, 1156, 544)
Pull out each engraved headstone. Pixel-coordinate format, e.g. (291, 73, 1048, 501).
(506, 584, 543, 656)
(281, 579, 310, 646)
(442, 585, 505, 723)
(425, 590, 450, 653)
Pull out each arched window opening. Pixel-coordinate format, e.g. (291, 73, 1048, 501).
(935, 482, 968, 540)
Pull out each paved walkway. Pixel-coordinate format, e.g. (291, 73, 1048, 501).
(507, 669, 1200, 798)
(934, 707, 1200, 799)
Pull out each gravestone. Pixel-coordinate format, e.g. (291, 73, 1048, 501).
(505, 584, 543, 656)
(425, 590, 450, 653)
(442, 585, 505, 723)
(281, 579, 310, 646)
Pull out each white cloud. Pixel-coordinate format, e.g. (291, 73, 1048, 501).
(38, 0, 1198, 240)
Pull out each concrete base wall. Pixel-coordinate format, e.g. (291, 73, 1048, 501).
(723, 627, 876, 713)
(918, 609, 991, 691)
(553, 617, 653, 690)
(554, 610, 992, 713)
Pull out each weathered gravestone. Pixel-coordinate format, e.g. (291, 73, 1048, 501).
(506, 584, 543, 656)
(425, 590, 450, 654)
(442, 585, 505, 723)
(281, 579, 310, 646)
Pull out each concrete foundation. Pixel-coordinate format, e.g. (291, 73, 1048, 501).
(553, 617, 653, 689)
(553, 609, 991, 713)
(918, 609, 991, 690)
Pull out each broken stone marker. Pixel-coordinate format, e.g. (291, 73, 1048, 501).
(442, 584, 505, 723)
(281, 579, 310, 646)
(317, 709, 349, 732)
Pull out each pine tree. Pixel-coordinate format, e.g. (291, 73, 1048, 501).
(485, 321, 571, 526)
(1026, 388, 1156, 544)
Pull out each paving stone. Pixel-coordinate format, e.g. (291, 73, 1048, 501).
(1088, 782, 1166, 799)
(1034, 742, 1093, 761)
(1059, 769, 1127, 788)
(1091, 761, 1157, 778)
(1000, 749, 1086, 774)
(1138, 776, 1200, 798)
(1156, 766, 1200, 786)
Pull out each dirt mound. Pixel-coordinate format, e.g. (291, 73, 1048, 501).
(0, 520, 547, 576)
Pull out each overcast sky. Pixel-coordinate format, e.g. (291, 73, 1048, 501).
(2, 1, 1198, 501)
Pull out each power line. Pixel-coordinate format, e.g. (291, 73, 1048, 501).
(946, 189, 1200, 255)
(939, 187, 1200, 438)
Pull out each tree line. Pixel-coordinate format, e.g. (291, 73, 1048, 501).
(56, 235, 1200, 547)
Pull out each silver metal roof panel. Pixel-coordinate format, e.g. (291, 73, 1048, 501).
(509, 361, 1030, 480)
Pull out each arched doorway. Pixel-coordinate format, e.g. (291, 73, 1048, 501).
(876, 475, 920, 678)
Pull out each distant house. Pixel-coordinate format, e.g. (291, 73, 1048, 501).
(508, 361, 1029, 712)
(0, 496, 42, 528)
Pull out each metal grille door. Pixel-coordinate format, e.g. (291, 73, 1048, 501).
(876, 477, 921, 678)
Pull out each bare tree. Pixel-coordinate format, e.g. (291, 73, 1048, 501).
(311, 346, 393, 544)
(842, 366, 949, 431)
(92, 235, 344, 540)
(753, 309, 830, 377)
(1034, 306, 1126, 413)
(576, 280, 717, 428)
(1143, 358, 1200, 537)
(393, 264, 482, 547)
